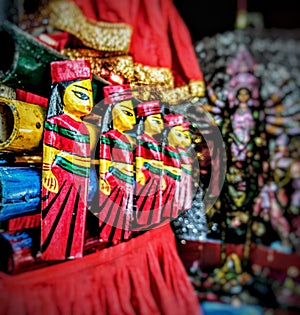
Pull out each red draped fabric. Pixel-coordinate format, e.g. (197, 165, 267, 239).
(73, 0, 203, 88)
(0, 224, 201, 315)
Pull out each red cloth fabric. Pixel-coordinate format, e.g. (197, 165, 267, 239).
(0, 224, 202, 315)
(177, 240, 300, 275)
(177, 240, 245, 270)
(73, 0, 203, 87)
(250, 245, 300, 273)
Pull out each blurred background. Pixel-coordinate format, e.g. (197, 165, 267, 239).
(1, 0, 300, 42)
(174, 0, 300, 42)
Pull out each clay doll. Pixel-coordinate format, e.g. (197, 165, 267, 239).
(134, 100, 164, 230)
(41, 59, 93, 260)
(176, 121, 195, 212)
(162, 114, 184, 220)
(98, 84, 136, 244)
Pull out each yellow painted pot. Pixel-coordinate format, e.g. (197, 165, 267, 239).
(0, 96, 45, 152)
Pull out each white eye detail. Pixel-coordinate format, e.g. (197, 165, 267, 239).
(73, 90, 89, 100)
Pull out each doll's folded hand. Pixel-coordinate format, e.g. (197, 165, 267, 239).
(100, 178, 111, 196)
(136, 169, 146, 186)
(42, 171, 59, 193)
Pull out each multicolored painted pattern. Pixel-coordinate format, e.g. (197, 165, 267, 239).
(135, 133, 164, 229)
(41, 114, 90, 260)
(98, 129, 134, 243)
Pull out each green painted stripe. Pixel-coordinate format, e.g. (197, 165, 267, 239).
(113, 139, 132, 151)
(163, 148, 180, 159)
(44, 143, 90, 159)
(45, 121, 89, 143)
(164, 169, 180, 181)
(55, 156, 90, 178)
(100, 137, 111, 145)
(100, 137, 132, 151)
(141, 142, 162, 152)
(109, 166, 134, 185)
(182, 167, 192, 175)
(144, 162, 162, 176)
(179, 151, 189, 157)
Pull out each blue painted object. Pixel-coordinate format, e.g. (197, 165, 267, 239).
(88, 166, 98, 204)
(0, 166, 41, 221)
(1, 230, 33, 251)
(201, 302, 264, 315)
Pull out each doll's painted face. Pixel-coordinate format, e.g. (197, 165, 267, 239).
(144, 114, 164, 136)
(182, 130, 192, 148)
(63, 79, 93, 117)
(168, 126, 186, 147)
(112, 100, 136, 132)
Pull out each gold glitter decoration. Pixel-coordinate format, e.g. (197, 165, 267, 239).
(133, 63, 174, 87)
(49, 0, 132, 53)
(47, 1, 206, 105)
(129, 65, 204, 105)
(159, 85, 191, 104)
(131, 85, 164, 103)
(189, 80, 206, 98)
(137, 83, 201, 106)
(62, 48, 118, 59)
(62, 49, 135, 82)
(96, 56, 135, 82)
(131, 84, 202, 106)
(152, 80, 205, 104)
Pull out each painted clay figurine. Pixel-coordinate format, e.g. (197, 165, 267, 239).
(98, 84, 136, 244)
(176, 121, 194, 212)
(162, 114, 183, 220)
(41, 59, 93, 260)
(134, 100, 164, 230)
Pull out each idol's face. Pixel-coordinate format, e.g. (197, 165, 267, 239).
(112, 100, 136, 132)
(63, 79, 93, 117)
(144, 114, 164, 136)
(236, 88, 250, 103)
